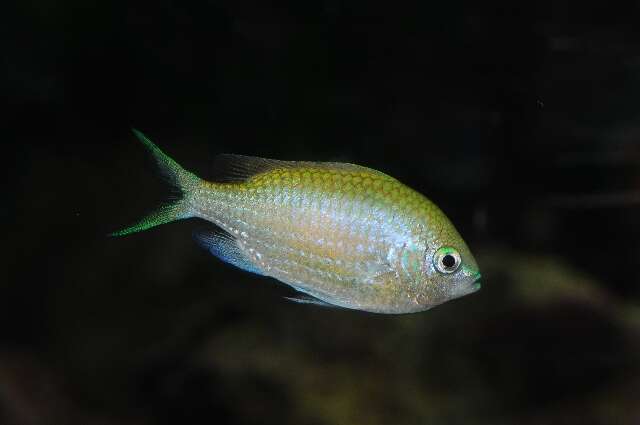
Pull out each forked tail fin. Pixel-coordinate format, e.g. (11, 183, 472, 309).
(109, 129, 200, 236)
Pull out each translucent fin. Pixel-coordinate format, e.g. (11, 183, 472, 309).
(193, 229, 263, 276)
(110, 130, 201, 237)
(284, 294, 338, 308)
(211, 154, 293, 183)
(211, 154, 391, 183)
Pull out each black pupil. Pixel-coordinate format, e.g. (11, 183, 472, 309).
(442, 254, 456, 268)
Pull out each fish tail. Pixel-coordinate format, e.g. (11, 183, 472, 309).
(109, 129, 201, 237)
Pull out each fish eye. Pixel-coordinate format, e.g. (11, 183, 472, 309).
(434, 247, 461, 274)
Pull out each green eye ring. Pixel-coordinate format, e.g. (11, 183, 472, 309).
(434, 247, 461, 274)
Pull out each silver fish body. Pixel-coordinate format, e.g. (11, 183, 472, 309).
(113, 132, 481, 314)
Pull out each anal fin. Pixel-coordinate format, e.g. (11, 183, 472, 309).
(193, 229, 263, 276)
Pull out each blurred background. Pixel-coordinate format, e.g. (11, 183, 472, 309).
(4, 0, 640, 424)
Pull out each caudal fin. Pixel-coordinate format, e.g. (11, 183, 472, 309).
(109, 129, 200, 236)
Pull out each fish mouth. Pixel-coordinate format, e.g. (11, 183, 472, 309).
(470, 272, 482, 292)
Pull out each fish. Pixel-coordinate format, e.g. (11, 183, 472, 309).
(111, 130, 481, 314)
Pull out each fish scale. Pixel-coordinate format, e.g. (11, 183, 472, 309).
(112, 130, 481, 313)
(190, 168, 428, 309)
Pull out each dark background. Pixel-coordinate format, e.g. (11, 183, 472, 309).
(4, 1, 640, 424)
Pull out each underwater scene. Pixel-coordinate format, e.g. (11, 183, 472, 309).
(4, 1, 640, 424)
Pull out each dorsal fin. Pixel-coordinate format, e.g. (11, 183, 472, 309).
(211, 154, 293, 183)
(211, 154, 391, 183)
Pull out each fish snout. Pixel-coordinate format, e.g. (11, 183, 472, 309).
(469, 272, 482, 293)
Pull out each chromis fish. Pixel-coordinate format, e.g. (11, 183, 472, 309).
(112, 130, 481, 314)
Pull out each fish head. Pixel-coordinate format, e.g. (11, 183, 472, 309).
(414, 222, 481, 310)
